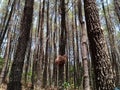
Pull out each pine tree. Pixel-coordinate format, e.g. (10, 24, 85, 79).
(84, 0, 115, 89)
(7, 0, 34, 89)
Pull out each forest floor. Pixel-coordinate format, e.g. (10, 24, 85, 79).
(0, 84, 58, 90)
(0, 84, 80, 90)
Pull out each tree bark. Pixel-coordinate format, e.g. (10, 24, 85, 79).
(0, 0, 16, 48)
(0, 31, 11, 84)
(42, 0, 49, 88)
(58, 0, 67, 89)
(24, 35, 32, 84)
(84, 0, 115, 90)
(78, 0, 90, 90)
(114, 0, 120, 23)
(7, 0, 34, 89)
(52, 0, 58, 87)
(101, 0, 120, 86)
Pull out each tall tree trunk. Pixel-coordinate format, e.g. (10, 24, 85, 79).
(74, 4, 81, 87)
(58, 0, 67, 89)
(24, 34, 32, 84)
(114, 0, 120, 22)
(71, 9, 77, 88)
(0, 0, 16, 48)
(81, 22, 90, 90)
(0, 31, 11, 84)
(0, 0, 10, 36)
(42, 0, 49, 88)
(52, 0, 58, 87)
(84, 0, 115, 90)
(65, 14, 69, 83)
(78, 0, 90, 90)
(39, 0, 45, 79)
(101, 0, 120, 86)
(35, 0, 43, 87)
(71, 22, 76, 88)
(7, 0, 34, 89)
(31, 48, 38, 90)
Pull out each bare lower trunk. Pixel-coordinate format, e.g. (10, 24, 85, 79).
(7, 0, 34, 89)
(84, 0, 115, 89)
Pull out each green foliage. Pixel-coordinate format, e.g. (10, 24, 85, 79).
(62, 81, 70, 89)
(27, 71, 33, 82)
(27, 71, 32, 77)
(69, 66, 74, 73)
(62, 81, 80, 90)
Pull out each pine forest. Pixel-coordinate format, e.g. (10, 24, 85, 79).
(0, 0, 120, 90)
